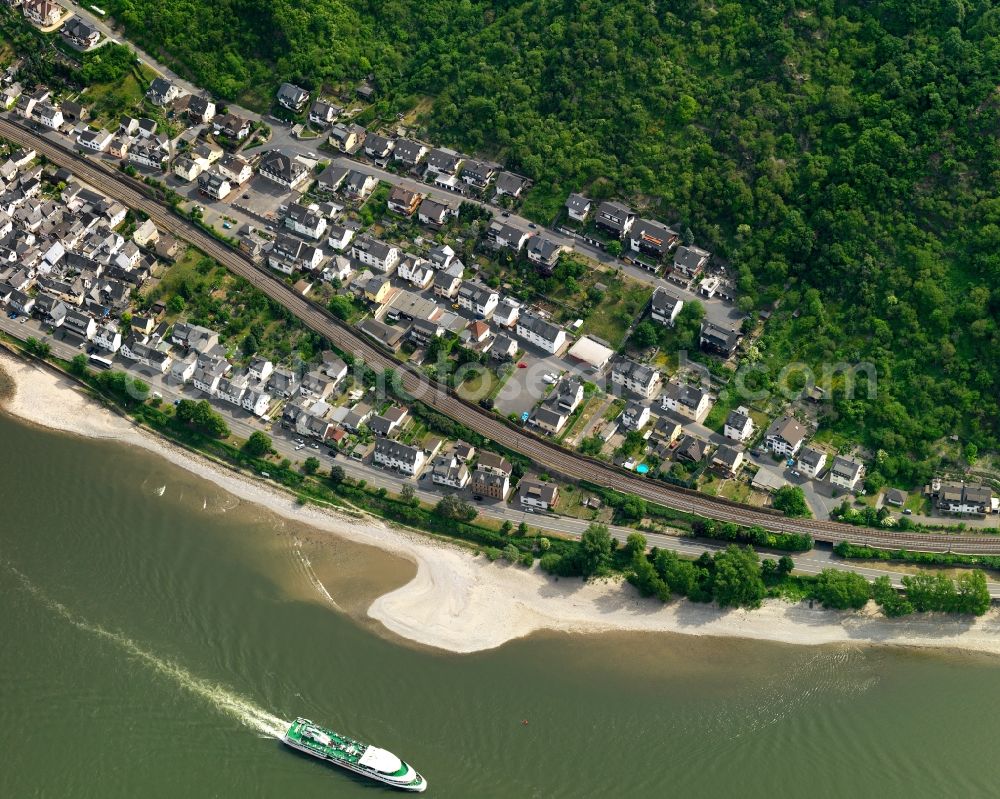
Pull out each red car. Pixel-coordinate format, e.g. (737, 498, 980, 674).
(517, 362, 527, 368)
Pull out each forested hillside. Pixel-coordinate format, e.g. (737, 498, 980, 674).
(106, 0, 1000, 483)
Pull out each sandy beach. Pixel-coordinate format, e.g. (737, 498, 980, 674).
(3, 349, 1000, 656)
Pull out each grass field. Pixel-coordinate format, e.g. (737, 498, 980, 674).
(82, 63, 158, 128)
(578, 277, 651, 349)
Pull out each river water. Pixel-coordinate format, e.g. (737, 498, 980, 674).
(2, 413, 999, 798)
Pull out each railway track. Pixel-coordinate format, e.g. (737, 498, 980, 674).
(10, 116, 1000, 555)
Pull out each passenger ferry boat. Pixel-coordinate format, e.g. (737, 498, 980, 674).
(281, 717, 427, 792)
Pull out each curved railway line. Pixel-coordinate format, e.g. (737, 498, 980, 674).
(9, 116, 1000, 555)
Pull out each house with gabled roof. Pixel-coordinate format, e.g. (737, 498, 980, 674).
(309, 99, 340, 127)
(661, 381, 711, 422)
(565, 193, 591, 222)
(417, 197, 456, 227)
(724, 406, 754, 442)
(629, 219, 678, 263)
(393, 138, 428, 167)
(700, 320, 742, 357)
(764, 415, 807, 458)
(495, 171, 528, 198)
(830, 455, 865, 491)
(258, 151, 309, 190)
(516, 312, 566, 354)
(595, 201, 635, 238)
(425, 148, 463, 176)
(461, 160, 498, 189)
(797, 447, 826, 479)
(650, 287, 683, 326)
(387, 185, 421, 216)
(276, 82, 309, 112)
(147, 77, 182, 106)
(673, 244, 711, 279)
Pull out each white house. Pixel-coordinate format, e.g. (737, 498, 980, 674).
(326, 223, 355, 253)
(518, 478, 559, 511)
(430, 454, 470, 489)
(373, 438, 426, 476)
(351, 235, 400, 273)
(620, 400, 651, 431)
(77, 128, 113, 152)
(565, 193, 591, 222)
(258, 151, 309, 190)
(723, 407, 754, 442)
(197, 171, 232, 200)
(397, 255, 434, 289)
(457, 282, 499, 318)
(661, 381, 711, 422)
(650, 287, 683, 326)
(610, 358, 660, 399)
(829, 455, 864, 491)
(764, 415, 807, 458)
(284, 203, 328, 240)
(247, 356, 274, 383)
(217, 154, 252, 185)
(241, 389, 272, 417)
(170, 354, 198, 383)
(516, 312, 566, 354)
(93, 323, 122, 353)
(36, 102, 63, 129)
(797, 447, 826, 479)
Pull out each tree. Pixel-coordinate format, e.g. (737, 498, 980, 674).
(901, 573, 957, 613)
(579, 523, 613, 577)
(628, 550, 668, 600)
(24, 337, 50, 358)
(617, 495, 646, 523)
(624, 532, 647, 558)
(328, 295, 355, 320)
(70, 353, 88, 376)
(302, 456, 320, 475)
(579, 435, 603, 456)
(629, 321, 658, 350)
(329, 465, 346, 485)
(537, 536, 551, 551)
(500, 520, 513, 535)
(400, 484, 416, 504)
(777, 555, 794, 576)
(436, 493, 477, 522)
(502, 543, 520, 562)
(167, 295, 186, 313)
(814, 570, 871, 610)
(517, 521, 529, 536)
(955, 570, 990, 616)
(605, 240, 622, 257)
(712, 545, 765, 609)
(772, 486, 811, 518)
(243, 431, 272, 458)
(872, 575, 913, 618)
(241, 334, 259, 356)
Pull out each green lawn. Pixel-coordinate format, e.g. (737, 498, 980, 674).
(82, 63, 158, 128)
(579, 278, 652, 349)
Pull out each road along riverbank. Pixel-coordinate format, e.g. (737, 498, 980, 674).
(3, 348, 1000, 656)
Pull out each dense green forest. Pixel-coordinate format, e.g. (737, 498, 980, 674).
(104, 0, 1000, 484)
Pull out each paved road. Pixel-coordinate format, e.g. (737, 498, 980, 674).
(8, 116, 1000, 556)
(74, 3, 739, 331)
(8, 311, 1000, 597)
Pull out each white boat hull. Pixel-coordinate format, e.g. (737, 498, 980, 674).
(281, 735, 427, 792)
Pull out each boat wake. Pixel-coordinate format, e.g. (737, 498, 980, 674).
(292, 539, 343, 611)
(5, 562, 289, 738)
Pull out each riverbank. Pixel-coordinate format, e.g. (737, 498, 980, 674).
(3, 349, 1000, 656)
